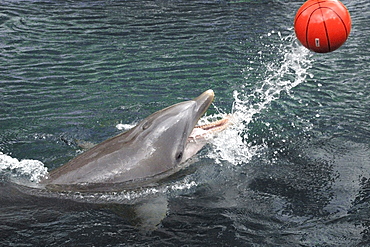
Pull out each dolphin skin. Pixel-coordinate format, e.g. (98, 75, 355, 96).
(42, 90, 230, 192)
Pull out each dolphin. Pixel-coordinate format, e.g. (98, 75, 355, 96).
(42, 90, 230, 192)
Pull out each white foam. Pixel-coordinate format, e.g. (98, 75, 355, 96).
(116, 123, 136, 131)
(206, 32, 313, 166)
(0, 152, 48, 183)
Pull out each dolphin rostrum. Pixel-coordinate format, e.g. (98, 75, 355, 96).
(42, 90, 230, 192)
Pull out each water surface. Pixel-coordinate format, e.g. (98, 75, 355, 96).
(1, 0, 369, 246)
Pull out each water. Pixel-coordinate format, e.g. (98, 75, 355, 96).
(1, 0, 369, 246)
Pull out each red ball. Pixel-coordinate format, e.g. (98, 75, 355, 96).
(294, 0, 351, 53)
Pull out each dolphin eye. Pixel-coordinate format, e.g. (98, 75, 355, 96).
(175, 152, 183, 161)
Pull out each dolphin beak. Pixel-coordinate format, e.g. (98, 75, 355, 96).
(189, 90, 232, 142)
(193, 89, 214, 118)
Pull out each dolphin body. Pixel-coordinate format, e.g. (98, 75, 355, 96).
(42, 90, 229, 192)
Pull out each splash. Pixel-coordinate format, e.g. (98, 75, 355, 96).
(207, 31, 313, 166)
(0, 152, 48, 184)
(21, 176, 198, 204)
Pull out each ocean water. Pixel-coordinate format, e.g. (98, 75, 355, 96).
(1, 0, 369, 246)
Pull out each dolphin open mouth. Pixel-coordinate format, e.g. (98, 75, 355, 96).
(189, 115, 232, 142)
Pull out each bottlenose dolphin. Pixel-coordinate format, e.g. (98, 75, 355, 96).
(42, 90, 230, 192)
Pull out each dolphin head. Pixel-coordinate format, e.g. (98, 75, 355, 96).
(123, 89, 215, 171)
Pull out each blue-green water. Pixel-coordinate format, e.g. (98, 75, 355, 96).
(1, 0, 369, 246)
